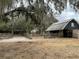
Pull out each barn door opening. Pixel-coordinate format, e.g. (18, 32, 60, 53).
(63, 30, 73, 38)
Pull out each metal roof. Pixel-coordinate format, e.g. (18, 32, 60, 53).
(46, 19, 76, 31)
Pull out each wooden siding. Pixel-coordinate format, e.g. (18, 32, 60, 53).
(46, 30, 79, 38)
(45, 31, 63, 38)
(73, 30, 79, 38)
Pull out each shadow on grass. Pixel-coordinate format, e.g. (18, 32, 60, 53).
(0, 33, 32, 40)
(0, 33, 13, 40)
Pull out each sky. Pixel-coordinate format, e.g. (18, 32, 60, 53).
(49, 0, 79, 22)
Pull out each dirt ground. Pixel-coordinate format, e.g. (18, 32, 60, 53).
(0, 37, 79, 59)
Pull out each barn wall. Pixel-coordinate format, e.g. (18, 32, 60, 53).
(73, 30, 79, 38)
(46, 30, 79, 38)
(46, 31, 63, 38)
(57, 31, 63, 37)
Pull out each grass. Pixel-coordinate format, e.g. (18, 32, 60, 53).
(0, 37, 79, 59)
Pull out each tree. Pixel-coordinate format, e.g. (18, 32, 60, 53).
(0, 0, 57, 34)
(26, 0, 57, 34)
(0, 0, 13, 15)
(49, 0, 79, 13)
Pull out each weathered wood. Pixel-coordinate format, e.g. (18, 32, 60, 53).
(46, 19, 79, 38)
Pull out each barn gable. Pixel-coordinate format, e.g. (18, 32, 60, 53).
(64, 19, 79, 30)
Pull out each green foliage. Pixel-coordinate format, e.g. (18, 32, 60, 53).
(0, 0, 58, 34)
(0, 20, 8, 31)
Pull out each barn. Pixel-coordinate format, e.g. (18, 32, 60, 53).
(46, 19, 79, 38)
